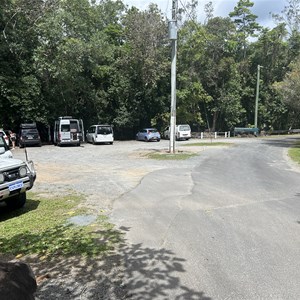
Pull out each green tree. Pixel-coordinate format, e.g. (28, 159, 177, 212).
(119, 4, 169, 129)
(249, 25, 290, 129)
(229, 0, 261, 59)
(0, 0, 46, 128)
(274, 57, 300, 128)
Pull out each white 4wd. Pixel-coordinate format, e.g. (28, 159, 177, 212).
(0, 137, 36, 209)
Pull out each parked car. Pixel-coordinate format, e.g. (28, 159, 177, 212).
(19, 123, 42, 148)
(0, 135, 36, 209)
(163, 124, 191, 140)
(0, 129, 10, 146)
(86, 125, 114, 145)
(54, 116, 84, 146)
(136, 128, 161, 142)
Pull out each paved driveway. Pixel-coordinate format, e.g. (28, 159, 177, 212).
(13, 137, 300, 299)
(111, 137, 300, 300)
(13, 139, 201, 211)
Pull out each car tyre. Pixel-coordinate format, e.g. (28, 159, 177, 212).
(5, 193, 26, 210)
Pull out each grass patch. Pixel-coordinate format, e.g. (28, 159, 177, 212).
(288, 141, 300, 164)
(183, 142, 232, 147)
(147, 152, 197, 160)
(0, 193, 122, 259)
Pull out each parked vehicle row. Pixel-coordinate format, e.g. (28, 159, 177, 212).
(3, 118, 192, 147)
(1, 123, 42, 148)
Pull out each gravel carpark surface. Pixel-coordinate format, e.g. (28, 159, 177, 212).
(10, 139, 213, 299)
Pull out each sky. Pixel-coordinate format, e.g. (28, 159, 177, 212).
(122, 0, 287, 29)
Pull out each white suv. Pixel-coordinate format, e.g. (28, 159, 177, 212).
(0, 136, 36, 209)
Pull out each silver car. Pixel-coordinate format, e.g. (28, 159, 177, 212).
(136, 128, 161, 142)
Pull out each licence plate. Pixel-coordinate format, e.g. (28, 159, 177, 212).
(9, 181, 24, 191)
(27, 135, 33, 139)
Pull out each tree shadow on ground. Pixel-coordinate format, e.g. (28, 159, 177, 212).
(0, 199, 40, 222)
(261, 136, 300, 148)
(1, 226, 211, 300)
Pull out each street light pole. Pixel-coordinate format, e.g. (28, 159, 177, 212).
(254, 65, 261, 129)
(169, 0, 177, 153)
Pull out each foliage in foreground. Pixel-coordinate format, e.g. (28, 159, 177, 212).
(288, 141, 300, 164)
(0, 193, 122, 258)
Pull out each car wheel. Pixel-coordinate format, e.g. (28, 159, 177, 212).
(157, 139, 160, 142)
(145, 137, 148, 142)
(110, 142, 113, 145)
(92, 138, 95, 145)
(5, 193, 26, 210)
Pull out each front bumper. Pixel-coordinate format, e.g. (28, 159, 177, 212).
(0, 175, 35, 201)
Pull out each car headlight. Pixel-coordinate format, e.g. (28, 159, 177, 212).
(19, 166, 27, 177)
(0, 173, 4, 184)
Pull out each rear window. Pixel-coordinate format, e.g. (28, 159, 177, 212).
(61, 125, 70, 132)
(70, 121, 78, 130)
(148, 129, 158, 133)
(178, 125, 190, 131)
(21, 129, 39, 135)
(97, 126, 112, 134)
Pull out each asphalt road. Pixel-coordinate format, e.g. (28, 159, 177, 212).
(12, 137, 300, 299)
(111, 137, 300, 300)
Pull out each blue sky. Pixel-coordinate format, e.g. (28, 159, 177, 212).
(123, 0, 286, 28)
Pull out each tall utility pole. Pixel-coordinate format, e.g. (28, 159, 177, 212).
(254, 65, 262, 129)
(169, 0, 177, 153)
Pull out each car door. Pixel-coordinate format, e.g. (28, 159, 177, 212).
(86, 126, 94, 143)
(137, 129, 144, 140)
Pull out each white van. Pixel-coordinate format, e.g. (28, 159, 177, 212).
(86, 125, 114, 145)
(163, 124, 191, 140)
(54, 116, 84, 146)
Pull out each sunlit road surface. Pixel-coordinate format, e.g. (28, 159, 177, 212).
(112, 137, 300, 300)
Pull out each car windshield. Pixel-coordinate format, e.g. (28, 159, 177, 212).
(97, 126, 112, 134)
(0, 136, 7, 148)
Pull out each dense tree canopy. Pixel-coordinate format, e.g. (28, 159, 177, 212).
(1, 0, 300, 140)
